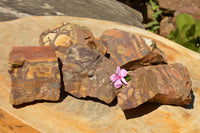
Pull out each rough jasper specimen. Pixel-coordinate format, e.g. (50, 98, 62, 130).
(39, 23, 115, 103)
(62, 42, 117, 104)
(39, 22, 107, 62)
(8, 46, 60, 105)
(117, 63, 192, 110)
(79, 57, 117, 103)
(98, 29, 167, 70)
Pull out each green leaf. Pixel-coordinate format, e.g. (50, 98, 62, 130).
(176, 13, 195, 30)
(174, 28, 181, 38)
(125, 75, 131, 82)
(167, 30, 176, 39)
(152, 20, 159, 25)
(146, 22, 153, 27)
(152, 10, 163, 18)
(152, 25, 159, 31)
(195, 19, 200, 36)
(181, 24, 190, 37)
(185, 24, 196, 38)
(150, 0, 159, 10)
(181, 24, 196, 38)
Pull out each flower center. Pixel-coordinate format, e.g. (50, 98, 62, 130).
(118, 75, 121, 79)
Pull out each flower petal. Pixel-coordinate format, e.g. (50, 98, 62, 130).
(110, 74, 118, 82)
(121, 78, 128, 85)
(114, 79, 123, 89)
(119, 69, 128, 77)
(116, 66, 121, 75)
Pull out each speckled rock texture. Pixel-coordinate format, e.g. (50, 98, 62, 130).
(118, 63, 192, 110)
(8, 46, 60, 105)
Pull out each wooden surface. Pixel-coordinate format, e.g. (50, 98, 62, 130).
(0, 108, 40, 133)
(0, 16, 200, 133)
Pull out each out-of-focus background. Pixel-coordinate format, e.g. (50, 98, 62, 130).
(0, 0, 199, 53)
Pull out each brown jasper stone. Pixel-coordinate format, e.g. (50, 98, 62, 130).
(39, 23, 107, 62)
(98, 29, 167, 70)
(117, 63, 192, 110)
(39, 23, 115, 103)
(8, 46, 60, 105)
(62, 42, 117, 104)
(80, 57, 117, 103)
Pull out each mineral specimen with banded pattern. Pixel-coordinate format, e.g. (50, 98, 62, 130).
(39, 23, 117, 103)
(39, 23, 107, 62)
(79, 56, 118, 103)
(62, 42, 117, 103)
(117, 63, 192, 110)
(98, 29, 167, 70)
(8, 46, 60, 105)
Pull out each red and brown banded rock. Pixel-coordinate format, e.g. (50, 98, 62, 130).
(80, 57, 118, 103)
(62, 42, 117, 104)
(98, 29, 167, 70)
(117, 63, 192, 110)
(39, 23, 107, 62)
(8, 46, 60, 105)
(39, 23, 115, 103)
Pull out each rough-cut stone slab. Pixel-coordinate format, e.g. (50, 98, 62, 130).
(39, 23, 107, 62)
(39, 23, 115, 103)
(98, 29, 167, 70)
(62, 42, 117, 104)
(79, 57, 117, 103)
(117, 63, 192, 110)
(8, 46, 60, 105)
(39, 23, 93, 48)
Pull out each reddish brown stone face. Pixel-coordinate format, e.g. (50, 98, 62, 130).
(8, 46, 60, 105)
(9, 46, 57, 63)
(10, 23, 190, 108)
(39, 23, 117, 104)
(98, 29, 167, 70)
(117, 63, 192, 110)
(39, 23, 107, 59)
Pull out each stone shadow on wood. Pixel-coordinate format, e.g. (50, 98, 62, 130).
(184, 89, 195, 109)
(12, 88, 68, 108)
(123, 102, 161, 119)
(66, 92, 118, 107)
(124, 88, 195, 119)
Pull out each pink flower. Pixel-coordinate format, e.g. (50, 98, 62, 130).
(110, 66, 128, 89)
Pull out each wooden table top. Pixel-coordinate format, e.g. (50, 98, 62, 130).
(0, 108, 40, 133)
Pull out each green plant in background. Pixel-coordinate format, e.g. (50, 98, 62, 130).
(146, 0, 163, 33)
(167, 13, 200, 53)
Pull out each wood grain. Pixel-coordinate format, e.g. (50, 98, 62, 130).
(0, 16, 200, 133)
(0, 108, 40, 133)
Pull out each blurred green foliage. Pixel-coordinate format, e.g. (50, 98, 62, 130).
(167, 13, 200, 53)
(146, 0, 163, 33)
